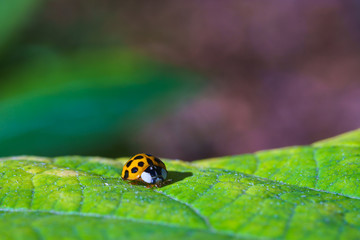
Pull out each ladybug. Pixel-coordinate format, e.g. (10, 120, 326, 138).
(122, 153, 168, 185)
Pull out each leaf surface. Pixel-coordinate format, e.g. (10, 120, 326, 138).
(1, 129, 360, 239)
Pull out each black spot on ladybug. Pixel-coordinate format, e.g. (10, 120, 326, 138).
(138, 161, 144, 167)
(155, 166, 162, 175)
(147, 158, 153, 166)
(144, 166, 156, 176)
(131, 167, 138, 173)
(126, 160, 133, 167)
(134, 155, 143, 160)
(146, 153, 152, 156)
(124, 170, 129, 179)
(154, 158, 162, 164)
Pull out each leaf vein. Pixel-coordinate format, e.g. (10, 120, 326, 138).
(154, 190, 213, 231)
(313, 148, 319, 189)
(29, 173, 36, 210)
(282, 203, 297, 239)
(189, 175, 220, 204)
(76, 175, 85, 212)
(208, 184, 253, 217)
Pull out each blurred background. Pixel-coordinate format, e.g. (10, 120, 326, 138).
(0, 0, 359, 160)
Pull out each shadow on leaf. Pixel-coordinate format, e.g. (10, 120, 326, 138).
(167, 171, 193, 185)
(126, 171, 193, 188)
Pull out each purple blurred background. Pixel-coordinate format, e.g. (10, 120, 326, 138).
(112, 1, 360, 159)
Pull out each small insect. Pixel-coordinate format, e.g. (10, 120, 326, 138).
(121, 153, 168, 186)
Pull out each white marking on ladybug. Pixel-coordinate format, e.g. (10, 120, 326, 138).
(141, 172, 152, 183)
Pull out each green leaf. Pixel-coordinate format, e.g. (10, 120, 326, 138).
(0, 48, 202, 156)
(1, 129, 360, 239)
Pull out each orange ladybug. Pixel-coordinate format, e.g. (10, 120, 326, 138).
(121, 153, 167, 184)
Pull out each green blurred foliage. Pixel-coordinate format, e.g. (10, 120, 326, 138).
(0, 0, 42, 54)
(0, 48, 202, 157)
(0, 1, 203, 157)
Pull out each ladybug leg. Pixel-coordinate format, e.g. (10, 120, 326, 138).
(161, 179, 172, 186)
(129, 180, 142, 186)
(154, 179, 172, 188)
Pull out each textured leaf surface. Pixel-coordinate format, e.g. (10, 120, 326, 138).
(1, 130, 360, 239)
